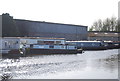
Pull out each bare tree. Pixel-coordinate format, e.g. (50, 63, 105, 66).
(97, 19, 103, 31)
(104, 18, 111, 31)
(89, 17, 119, 32)
(110, 17, 117, 31)
(92, 21, 99, 31)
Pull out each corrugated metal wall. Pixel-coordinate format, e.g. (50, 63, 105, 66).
(15, 19, 88, 41)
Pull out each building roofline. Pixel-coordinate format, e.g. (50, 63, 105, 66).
(14, 19, 88, 28)
(2, 13, 87, 27)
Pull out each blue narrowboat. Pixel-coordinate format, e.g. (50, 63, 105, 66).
(66, 41, 107, 50)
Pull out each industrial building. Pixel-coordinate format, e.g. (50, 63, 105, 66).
(14, 19, 88, 41)
(2, 13, 88, 41)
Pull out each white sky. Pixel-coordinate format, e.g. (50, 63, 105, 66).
(0, 0, 119, 29)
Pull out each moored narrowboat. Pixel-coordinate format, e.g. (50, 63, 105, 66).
(23, 44, 82, 56)
(66, 40, 120, 50)
(66, 41, 107, 50)
(1, 37, 83, 58)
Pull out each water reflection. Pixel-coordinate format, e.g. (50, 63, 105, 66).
(91, 58, 118, 73)
(0, 49, 118, 79)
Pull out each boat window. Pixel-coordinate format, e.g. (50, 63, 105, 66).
(37, 41, 44, 44)
(5, 41, 7, 47)
(55, 41, 61, 44)
(16, 41, 19, 44)
(81, 43, 84, 46)
(92, 43, 95, 46)
(61, 45, 64, 48)
(44, 41, 54, 45)
(30, 44, 33, 48)
(21, 40, 27, 44)
(49, 45, 54, 48)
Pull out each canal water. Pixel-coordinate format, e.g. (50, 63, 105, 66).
(0, 49, 119, 79)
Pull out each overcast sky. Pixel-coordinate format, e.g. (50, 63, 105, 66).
(0, 0, 119, 28)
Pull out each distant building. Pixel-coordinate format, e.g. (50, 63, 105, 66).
(88, 31, 119, 41)
(14, 19, 88, 41)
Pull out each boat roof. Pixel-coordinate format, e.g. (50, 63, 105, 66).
(2, 37, 65, 40)
(66, 41, 102, 42)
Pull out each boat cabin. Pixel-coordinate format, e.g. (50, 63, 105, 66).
(1, 37, 76, 50)
(66, 41, 104, 48)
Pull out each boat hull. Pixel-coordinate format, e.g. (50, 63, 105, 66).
(26, 48, 82, 55)
(1, 50, 24, 58)
(1, 48, 82, 58)
(77, 46, 107, 50)
(106, 45, 120, 49)
(77, 45, 120, 50)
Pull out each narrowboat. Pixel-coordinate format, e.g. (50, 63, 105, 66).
(20, 44, 82, 56)
(1, 37, 83, 58)
(66, 41, 107, 50)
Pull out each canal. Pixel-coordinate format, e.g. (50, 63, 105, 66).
(0, 49, 119, 79)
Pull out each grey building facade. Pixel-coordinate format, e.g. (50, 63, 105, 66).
(14, 19, 88, 41)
